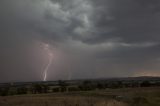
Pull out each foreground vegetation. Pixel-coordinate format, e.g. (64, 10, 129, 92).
(0, 87, 160, 106)
(1, 78, 159, 96)
(1, 77, 160, 105)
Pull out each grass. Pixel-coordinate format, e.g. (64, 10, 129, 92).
(0, 87, 160, 106)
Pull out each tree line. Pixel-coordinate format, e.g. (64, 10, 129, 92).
(0, 80, 159, 96)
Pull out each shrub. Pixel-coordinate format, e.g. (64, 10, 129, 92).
(140, 81, 151, 87)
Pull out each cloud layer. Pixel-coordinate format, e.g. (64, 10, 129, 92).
(0, 0, 160, 82)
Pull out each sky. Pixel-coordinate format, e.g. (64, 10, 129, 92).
(0, 0, 160, 82)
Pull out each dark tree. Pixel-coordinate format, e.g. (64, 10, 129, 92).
(140, 81, 151, 87)
(0, 87, 9, 96)
(58, 80, 68, 92)
(32, 84, 43, 93)
(42, 84, 49, 93)
(79, 80, 95, 91)
(17, 87, 28, 94)
(97, 83, 105, 89)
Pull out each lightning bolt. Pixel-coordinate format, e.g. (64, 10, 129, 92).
(43, 54, 53, 81)
(42, 43, 53, 81)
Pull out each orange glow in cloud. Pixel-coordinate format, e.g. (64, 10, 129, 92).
(133, 70, 160, 77)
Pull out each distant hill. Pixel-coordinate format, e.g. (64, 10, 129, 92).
(92, 76, 160, 82)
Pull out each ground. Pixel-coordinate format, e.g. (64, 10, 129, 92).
(0, 87, 160, 106)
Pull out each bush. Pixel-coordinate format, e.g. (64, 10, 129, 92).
(52, 87, 60, 92)
(78, 80, 96, 91)
(17, 87, 27, 94)
(31, 84, 49, 94)
(140, 81, 151, 87)
(0, 87, 9, 96)
(97, 83, 105, 89)
(68, 86, 80, 92)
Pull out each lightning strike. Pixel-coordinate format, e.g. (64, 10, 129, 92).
(42, 43, 53, 81)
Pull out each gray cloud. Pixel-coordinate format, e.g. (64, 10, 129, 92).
(0, 0, 160, 82)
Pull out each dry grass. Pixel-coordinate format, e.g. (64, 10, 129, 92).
(1, 87, 160, 106)
(0, 95, 128, 106)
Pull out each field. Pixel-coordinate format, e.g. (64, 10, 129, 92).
(0, 87, 160, 106)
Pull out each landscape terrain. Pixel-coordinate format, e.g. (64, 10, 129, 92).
(1, 0, 160, 106)
(0, 77, 160, 106)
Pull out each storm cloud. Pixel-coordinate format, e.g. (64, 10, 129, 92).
(0, 0, 160, 82)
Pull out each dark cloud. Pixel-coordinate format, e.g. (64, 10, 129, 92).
(0, 0, 160, 82)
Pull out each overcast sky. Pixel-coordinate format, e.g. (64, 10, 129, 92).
(0, 0, 160, 82)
